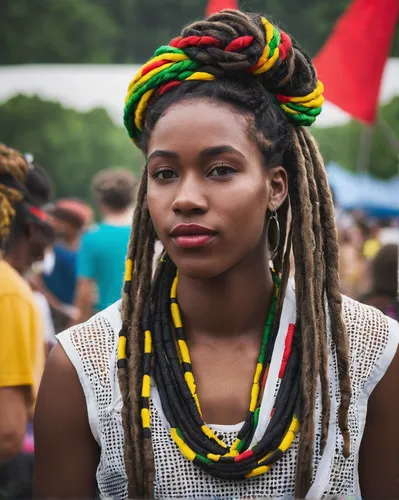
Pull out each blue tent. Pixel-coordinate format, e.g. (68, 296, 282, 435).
(326, 162, 399, 218)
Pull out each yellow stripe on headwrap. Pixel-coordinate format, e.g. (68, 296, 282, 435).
(185, 72, 215, 81)
(135, 88, 156, 130)
(285, 80, 324, 104)
(126, 62, 174, 102)
(252, 47, 280, 75)
(130, 52, 189, 88)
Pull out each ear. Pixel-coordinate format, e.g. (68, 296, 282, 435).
(266, 166, 288, 211)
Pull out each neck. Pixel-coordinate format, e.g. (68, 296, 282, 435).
(4, 249, 27, 275)
(176, 245, 274, 341)
(63, 235, 80, 251)
(102, 206, 133, 226)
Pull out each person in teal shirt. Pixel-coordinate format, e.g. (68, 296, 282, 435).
(74, 168, 137, 321)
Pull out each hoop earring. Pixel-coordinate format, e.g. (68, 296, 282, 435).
(266, 206, 280, 260)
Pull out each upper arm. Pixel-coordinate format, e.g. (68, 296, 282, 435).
(359, 347, 399, 499)
(33, 343, 100, 498)
(0, 386, 29, 463)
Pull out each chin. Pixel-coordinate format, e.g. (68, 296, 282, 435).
(170, 254, 233, 280)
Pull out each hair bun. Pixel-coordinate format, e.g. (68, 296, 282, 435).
(124, 10, 323, 143)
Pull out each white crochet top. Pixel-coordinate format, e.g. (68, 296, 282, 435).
(58, 281, 399, 499)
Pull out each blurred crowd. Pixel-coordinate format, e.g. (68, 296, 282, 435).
(0, 143, 398, 498)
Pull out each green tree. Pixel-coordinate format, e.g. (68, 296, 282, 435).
(312, 96, 399, 178)
(0, 0, 117, 64)
(0, 94, 144, 200)
(1, 0, 397, 64)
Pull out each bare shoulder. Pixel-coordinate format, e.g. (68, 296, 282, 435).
(34, 343, 100, 498)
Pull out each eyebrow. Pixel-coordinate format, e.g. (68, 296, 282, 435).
(147, 145, 245, 163)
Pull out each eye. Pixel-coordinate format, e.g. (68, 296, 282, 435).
(208, 164, 237, 177)
(151, 168, 178, 181)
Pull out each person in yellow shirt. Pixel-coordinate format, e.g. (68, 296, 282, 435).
(0, 144, 54, 498)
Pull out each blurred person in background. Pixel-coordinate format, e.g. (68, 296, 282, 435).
(360, 244, 398, 320)
(32, 199, 93, 332)
(72, 168, 136, 323)
(0, 145, 54, 499)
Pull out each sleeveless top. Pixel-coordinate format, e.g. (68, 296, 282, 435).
(57, 281, 399, 499)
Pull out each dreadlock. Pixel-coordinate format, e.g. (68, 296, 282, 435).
(118, 10, 351, 498)
(0, 144, 29, 246)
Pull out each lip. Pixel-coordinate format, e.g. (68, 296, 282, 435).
(170, 224, 217, 249)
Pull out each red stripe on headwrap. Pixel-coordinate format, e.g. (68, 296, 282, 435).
(142, 59, 169, 77)
(170, 36, 183, 47)
(278, 31, 292, 61)
(224, 35, 254, 52)
(158, 80, 181, 96)
(170, 35, 222, 49)
(274, 94, 291, 103)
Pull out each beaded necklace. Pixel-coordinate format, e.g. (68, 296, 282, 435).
(137, 261, 300, 480)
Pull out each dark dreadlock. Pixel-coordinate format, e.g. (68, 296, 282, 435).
(118, 10, 351, 499)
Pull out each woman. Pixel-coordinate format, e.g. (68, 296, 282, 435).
(34, 10, 399, 499)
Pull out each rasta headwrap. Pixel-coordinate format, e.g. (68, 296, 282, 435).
(124, 13, 324, 144)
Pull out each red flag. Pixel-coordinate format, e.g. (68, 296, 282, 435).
(206, 0, 239, 17)
(314, 0, 399, 124)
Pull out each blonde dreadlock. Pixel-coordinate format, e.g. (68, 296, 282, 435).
(0, 144, 29, 243)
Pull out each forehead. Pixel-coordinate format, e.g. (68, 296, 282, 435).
(147, 99, 257, 157)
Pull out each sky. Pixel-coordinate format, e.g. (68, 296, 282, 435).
(0, 59, 398, 128)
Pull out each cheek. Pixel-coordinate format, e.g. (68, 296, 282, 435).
(220, 179, 268, 236)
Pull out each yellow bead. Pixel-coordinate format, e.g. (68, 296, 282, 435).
(201, 425, 228, 449)
(170, 275, 178, 299)
(124, 259, 133, 282)
(245, 465, 270, 478)
(254, 363, 263, 384)
(141, 374, 151, 398)
(171, 428, 196, 461)
(171, 303, 182, 328)
(117, 336, 127, 360)
(249, 383, 260, 412)
(141, 408, 150, 429)
(178, 339, 191, 364)
(144, 330, 152, 354)
(184, 371, 196, 395)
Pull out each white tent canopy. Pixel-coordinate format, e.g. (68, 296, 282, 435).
(0, 59, 398, 128)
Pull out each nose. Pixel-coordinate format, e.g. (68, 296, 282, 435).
(172, 174, 208, 215)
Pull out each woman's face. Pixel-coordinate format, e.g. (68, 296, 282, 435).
(146, 99, 287, 279)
